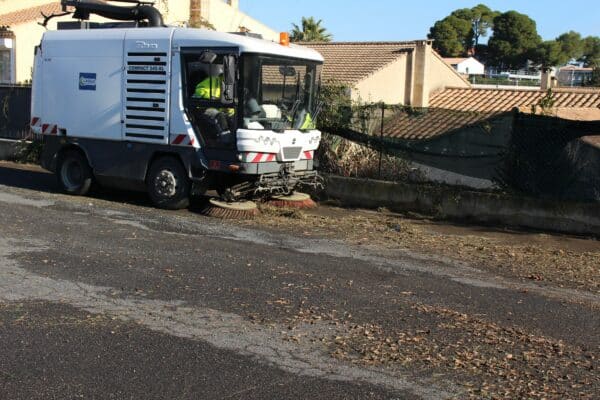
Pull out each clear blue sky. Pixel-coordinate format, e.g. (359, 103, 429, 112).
(239, 0, 599, 42)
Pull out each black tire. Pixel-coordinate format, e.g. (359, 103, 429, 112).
(147, 156, 190, 210)
(56, 149, 93, 196)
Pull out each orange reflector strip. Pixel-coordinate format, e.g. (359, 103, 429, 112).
(280, 32, 290, 47)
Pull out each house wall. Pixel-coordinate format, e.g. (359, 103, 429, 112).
(428, 53, 470, 94)
(12, 16, 73, 83)
(158, 0, 278, 39)
(156, 0, 191, 25)
(456, 58, 484, 75)
(200, 0, 279, 41)
(352, 54, 409, 104)
(350, 44, 470, 106)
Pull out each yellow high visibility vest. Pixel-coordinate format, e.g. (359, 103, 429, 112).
(194, 76, 222, 99)
(300, 113, 315, 130)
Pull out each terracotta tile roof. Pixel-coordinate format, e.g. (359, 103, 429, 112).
(383, 87, 600, 141)
(430, 87, 600, 112)
(301, 41, 418, 84)
(559, 65, 593, 72)
(0, 2, 62, 27)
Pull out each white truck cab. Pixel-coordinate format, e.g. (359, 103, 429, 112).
(32, 1, 323, 209)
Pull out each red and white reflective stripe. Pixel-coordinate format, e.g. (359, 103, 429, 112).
(302, 151, 314, 160)
(242, 152, 276, 163)
(42, 124, 58, 135)
(30, 117, 43, 134)
(170, 134, 196, 147)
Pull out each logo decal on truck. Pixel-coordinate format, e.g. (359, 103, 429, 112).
(79, 73, 97, 91)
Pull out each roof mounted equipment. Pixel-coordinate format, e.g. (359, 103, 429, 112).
(60, 0, 164, 27)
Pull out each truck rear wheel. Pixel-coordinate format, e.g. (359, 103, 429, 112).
(56, 150, 93, 196)
(147, 156, 190, 210)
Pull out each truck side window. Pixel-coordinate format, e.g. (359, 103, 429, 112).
(184, 53, 236, 149)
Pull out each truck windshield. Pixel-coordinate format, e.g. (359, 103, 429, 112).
(241, 54, 322, 131)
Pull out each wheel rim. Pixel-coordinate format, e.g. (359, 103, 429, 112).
(154, 169, 178, 197)
(61, 159, 84, 190)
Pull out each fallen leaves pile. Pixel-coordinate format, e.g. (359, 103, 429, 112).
(328, 303, 598, 399)
(264, 298, 598, 399)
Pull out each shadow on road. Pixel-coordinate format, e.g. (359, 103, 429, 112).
(0, 163, 153, 207)
(0, 163, 57, 193)
(0, 162, 212, 212)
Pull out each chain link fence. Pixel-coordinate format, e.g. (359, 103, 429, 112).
(317, 102, 600, 202)
(317, 103, 508, 183)
(497, 112, 600, 201)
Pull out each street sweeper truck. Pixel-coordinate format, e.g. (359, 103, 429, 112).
(32, 0, 324, 209)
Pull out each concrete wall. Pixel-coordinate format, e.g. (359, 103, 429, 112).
(352, 54, 409, 104)
(0, 138, 17, 160)
(325, 175, 600, 235)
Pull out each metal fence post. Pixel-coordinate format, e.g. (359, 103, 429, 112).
(378, 103, 384, 179)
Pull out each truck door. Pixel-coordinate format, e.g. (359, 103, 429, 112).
(122, 31, 172, 145)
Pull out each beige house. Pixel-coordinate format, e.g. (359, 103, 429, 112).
(0, 0, 278, 83)
(304, 40, 470, 106)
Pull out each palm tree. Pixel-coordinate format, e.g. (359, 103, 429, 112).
(290, 17, 333, 42)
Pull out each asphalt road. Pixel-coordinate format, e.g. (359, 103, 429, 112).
(0, 162, 598, 400)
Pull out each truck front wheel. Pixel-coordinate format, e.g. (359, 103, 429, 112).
(147, 156, 190, 210)
(56, 150, 93, 196)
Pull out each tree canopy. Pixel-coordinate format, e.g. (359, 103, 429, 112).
(428, 16, 472, 57)
(487, 11, 541, 68)
(428, 4, 498, 57)
(581, 36, 600, 67)
(290, 17, 333, 42)
(556, 31, 584, 60)
(534, 41, 569, 70)
(428, 4, 600, 70)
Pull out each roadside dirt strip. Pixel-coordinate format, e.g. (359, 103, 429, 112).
(0, 163, 598, 399)
(248, 205, 600, 296)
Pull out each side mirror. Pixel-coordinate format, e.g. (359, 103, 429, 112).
(221, 55, 236, 105)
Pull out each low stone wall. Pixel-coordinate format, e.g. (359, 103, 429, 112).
(0, 138, 18, 161)
(326, 175, 600, 236)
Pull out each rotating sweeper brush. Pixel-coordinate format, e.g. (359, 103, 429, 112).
(266, 192, 317, 209)
(200, 198, 260, 219)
